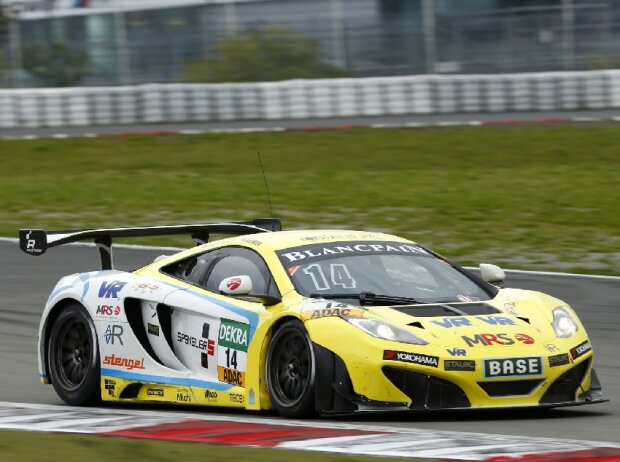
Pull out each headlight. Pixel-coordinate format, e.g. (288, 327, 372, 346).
(551, 306, 578, 338)
(344, 317, 427, 345)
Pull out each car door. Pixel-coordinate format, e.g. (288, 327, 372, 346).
(156, 246, 280, 388)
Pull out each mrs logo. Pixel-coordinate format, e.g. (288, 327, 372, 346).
(99, 281, 126, 298)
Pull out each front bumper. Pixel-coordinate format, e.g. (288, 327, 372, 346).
(307, 320, 605, 413)
(381, 359, 605, 411)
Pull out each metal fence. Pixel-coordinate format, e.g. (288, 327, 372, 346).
(2, 0, 620, 88)
(1, 70, 619, 128)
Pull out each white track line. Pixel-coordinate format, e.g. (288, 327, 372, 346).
(0, 401, 618, 461)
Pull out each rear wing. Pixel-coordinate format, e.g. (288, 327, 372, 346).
(19, 218, 281, 270)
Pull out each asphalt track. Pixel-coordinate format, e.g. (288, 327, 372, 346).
(1, 109, 620, 137)
(1, 240, 618, 443)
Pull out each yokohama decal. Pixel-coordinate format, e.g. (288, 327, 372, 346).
(383, 350, 439, 367)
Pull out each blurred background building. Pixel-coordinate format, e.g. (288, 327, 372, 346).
(1, 0, 619, 87)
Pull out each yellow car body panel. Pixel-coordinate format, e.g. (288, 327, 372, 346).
(99, 229, 600, 413)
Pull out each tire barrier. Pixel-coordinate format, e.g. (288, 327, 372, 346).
(1, 70, 620, 128)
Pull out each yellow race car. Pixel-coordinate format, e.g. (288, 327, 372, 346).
(20, 219, 605, 417)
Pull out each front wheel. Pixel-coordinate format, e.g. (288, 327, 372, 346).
(47, 303, 101, 405)
(265, 320, 316, 418)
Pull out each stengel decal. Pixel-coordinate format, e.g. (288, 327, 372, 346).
(103, 354, 145, 371)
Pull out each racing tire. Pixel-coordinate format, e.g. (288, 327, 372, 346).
(47, 302, 101, 405)
(266, 320, 316, 418)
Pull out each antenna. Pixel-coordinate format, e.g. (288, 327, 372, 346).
(257, 152, 274, 218)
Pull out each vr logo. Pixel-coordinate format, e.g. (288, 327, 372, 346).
(99, 281, 126, 298)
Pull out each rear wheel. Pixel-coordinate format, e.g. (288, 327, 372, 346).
(266, 320, 316, 418)
(47, 303, 100, 405)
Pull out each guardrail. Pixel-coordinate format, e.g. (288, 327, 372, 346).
(1, 70, 620, 128)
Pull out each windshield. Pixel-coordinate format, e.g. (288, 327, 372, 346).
(276, 241, 494, 304)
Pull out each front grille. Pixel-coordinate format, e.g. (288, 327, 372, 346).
(394, 302, 501, 318)
(383, 367, 470, 409)
(540, 359, 590, 404)
(478, 379, 544, 397)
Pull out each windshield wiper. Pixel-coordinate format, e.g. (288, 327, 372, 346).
(309, 292, 423, 306)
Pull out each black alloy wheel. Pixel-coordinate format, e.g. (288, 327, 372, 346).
(266, 320, 315, 418)
(48, 303, 100, 405)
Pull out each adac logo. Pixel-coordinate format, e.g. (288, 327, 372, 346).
(98, 281, 126, 298)
(226, 277, 242, 291)
(301, 307, 364, 321)
(218, 366, 245, 387)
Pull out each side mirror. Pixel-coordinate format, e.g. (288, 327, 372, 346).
(218, 275, 282, 306)
(479, 263, 505, 287)
(219, 275, 253, 295)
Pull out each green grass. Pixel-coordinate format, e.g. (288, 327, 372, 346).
(0, 430, 415, 462)
(1, 126, 619, 274)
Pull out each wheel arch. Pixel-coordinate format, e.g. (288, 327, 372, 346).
(41, 298, 88, 384)
(257, 315, 300, 409)
(260, 315, 357, 415)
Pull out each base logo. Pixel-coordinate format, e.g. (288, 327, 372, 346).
(483, 356, 543, 379)
(218, 366, 245, 387)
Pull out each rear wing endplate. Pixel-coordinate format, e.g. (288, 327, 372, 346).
(19, 218, 281, 270)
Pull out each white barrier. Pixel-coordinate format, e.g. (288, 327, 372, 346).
(0, 70, 619, 128)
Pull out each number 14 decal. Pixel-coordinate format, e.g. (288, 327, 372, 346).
(303, 263, 357, 291)
(225, 348, 238, 369)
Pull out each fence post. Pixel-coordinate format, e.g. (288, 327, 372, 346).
(224, 1, 238, 34)
(114, 12, 131, 85)
(562, 0, 575, 71)
(421, 0, 437, 74)
(330, 0, 346, 68)
(7, 16, 22, 88)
